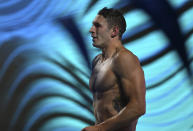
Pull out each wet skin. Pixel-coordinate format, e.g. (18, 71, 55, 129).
(89, 48, 142, 131)
(82, 14, 146, 131)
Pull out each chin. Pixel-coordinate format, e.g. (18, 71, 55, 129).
(93, 41, 104, 48)
(93, 42, 101, 48)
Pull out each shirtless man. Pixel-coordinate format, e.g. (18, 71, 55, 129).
(82, 7, 146, 131)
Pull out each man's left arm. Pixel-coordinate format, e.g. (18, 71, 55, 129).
(98, 52, 146, 131)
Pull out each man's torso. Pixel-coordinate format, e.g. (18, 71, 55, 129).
(89, 49, 137, 131)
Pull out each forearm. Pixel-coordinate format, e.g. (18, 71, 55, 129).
(98, 103, 145, 131)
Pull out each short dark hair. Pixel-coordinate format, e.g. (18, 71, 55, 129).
(98, 7, 126, 39)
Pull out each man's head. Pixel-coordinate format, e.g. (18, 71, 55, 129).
(89, 7, 126, 48)
(98, 7, 126, 39)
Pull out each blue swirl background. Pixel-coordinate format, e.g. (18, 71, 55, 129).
(0, 0, 193, 131)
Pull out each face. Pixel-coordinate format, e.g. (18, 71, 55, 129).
(89, 15, 112, 48)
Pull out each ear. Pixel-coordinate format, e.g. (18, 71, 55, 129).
(111, 26, 119, 38)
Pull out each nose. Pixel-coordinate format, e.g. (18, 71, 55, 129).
(89, 25, 94, 34)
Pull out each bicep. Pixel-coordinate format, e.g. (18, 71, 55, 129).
(120, 68, 146, 104)
(114, 53, 146, 106)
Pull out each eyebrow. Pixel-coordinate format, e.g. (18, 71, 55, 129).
(93, 22, 101, 27)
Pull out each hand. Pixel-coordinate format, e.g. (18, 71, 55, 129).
(81, 125, 102, 131)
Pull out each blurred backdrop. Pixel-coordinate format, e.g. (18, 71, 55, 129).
(0, 0, 193, 131)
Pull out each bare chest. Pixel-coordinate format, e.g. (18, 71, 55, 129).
(89, 58, 117, 93)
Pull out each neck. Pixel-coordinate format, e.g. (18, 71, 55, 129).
(101, 39, 124, 61)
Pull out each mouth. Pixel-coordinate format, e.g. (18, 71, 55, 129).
(92, 36, 97, 41)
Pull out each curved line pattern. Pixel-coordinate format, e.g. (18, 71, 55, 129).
(0, 0, 22, 8)
(5, 62, 62, 106)
(147, 56, 193, 89)
(0, 0, 193, 131)
(29, 113, 94, 131)
(0, 0, 33, 15)
(51, 127, 81, 131)
(23, 101, 94, 131)
(0, 0, 53, 31)
(0, 44, 41, 81)
(147, 74, 187, 103)
(9, 70, 92, 130)
(141, 106, 193, 127)
(10, 91, 93, 131)
(146, 89, 193, 117)
(3, 71, 93, 120)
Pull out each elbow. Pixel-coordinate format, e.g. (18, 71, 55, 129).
(139, 107, 146, 116)
(134, 108, 145, 119)
(137, 99, 146, 116)
(138, 104, 146, 116)
(125, 102, 146, 118)
(135, 103, 146, 117)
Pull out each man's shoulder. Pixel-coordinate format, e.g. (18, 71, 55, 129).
(113, 49, 141, 76)
(115, 49, 139, 66)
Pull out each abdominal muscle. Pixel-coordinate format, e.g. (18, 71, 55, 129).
(93, 85, 120, 123)
(93, 85, 137, 131)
